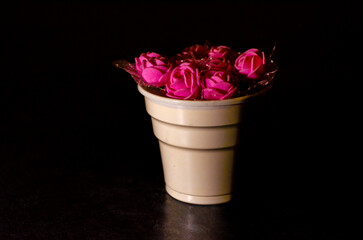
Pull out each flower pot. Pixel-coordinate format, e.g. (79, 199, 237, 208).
(138, 85, 271, 205)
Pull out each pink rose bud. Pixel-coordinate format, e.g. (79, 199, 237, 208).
(166, 63, 202, 100)
(206, 58, 234, 72)
(135, 52, 171, 87)
(234, 48, 266, 80)
(201, 70, 237, 100)
(179, 44, 209, 59)
(208, 45, 237, 61)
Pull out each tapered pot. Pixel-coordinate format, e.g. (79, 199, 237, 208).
(138, 85, 270, 205)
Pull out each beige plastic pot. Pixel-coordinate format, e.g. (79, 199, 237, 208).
(138, 85, 270, 205)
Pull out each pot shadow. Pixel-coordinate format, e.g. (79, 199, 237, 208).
(157, 194, 235, 240)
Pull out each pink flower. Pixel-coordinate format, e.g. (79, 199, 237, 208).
(205, 58, 234, 72)
(178, 44, 209, 59)
(201, 70, 237, 100)
(234, 48, 266, 80)
(135, 52, 171, 87)
(166, 63, 202, 100)
(208, 45, 236, 61)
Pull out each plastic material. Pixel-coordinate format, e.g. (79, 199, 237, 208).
(138, 85, 270, 205)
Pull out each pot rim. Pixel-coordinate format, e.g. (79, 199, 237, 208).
(138, 84, 272, 107)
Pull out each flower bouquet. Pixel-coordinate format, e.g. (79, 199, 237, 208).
(114, 43, 277, 205)
(114, 43, 277, 100)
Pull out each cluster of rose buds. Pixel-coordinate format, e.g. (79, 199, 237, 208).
(133, 44, 268, 100)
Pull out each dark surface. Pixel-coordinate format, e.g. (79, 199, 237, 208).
(1, 2, 354, 239)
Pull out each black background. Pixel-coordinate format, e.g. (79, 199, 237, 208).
(0, 2, 356, 239)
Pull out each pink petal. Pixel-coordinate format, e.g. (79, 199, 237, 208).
(214, 82, 234, 92)
(135, 57, 142, 73)
(142, 67, 164, 84)
(153, 65, 168, 73)
(173, 88, 192, 98)
(183, 71, 190, 88)
(247, 64, 265, 79)
(210, 75, 224, 83)
(145, 61, 154, 68)
(245, 48, 259, 54)
(170, 69, 183, 82)
(205, 78, 217, 88)
(147, 52, 161, 58)
(170, 80, 186, 90)
(220, 87, 237, 100)
(251, 56, 263, 71)
(154, 59, 166, 65)
(239, 56, 252, 74)
(157, 71, 171, 87)
(202, 88, 225, 100)
(240, 51, 257, 58)
(138, 55, 148, 63)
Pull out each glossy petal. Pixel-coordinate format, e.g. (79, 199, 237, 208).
(142, 67, 164, 85)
